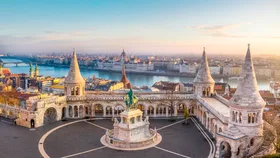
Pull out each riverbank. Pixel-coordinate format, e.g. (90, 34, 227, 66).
(36, 63, 229, 79)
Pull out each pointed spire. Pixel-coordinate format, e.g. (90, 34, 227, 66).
(120, 65, 132, 89)
(193, 47, 215, 84)
(35, 63, 39, 77)
(245, 43, 251, 61)
(230, 44, 265, 107)
(65, 48, 85, 84)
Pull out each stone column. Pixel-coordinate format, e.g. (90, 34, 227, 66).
(201, 110, 204, 124)
(65, 106, 69, 118)
(153, 107, 156, 117)
(112, 107, 115, 118)
(103, 106, 106, 117)
(77, 107, 80, 118)
(83, 106, 85, 117)
(174, 105, 177, 116)
(145, 107, 147, 116)
(215, 143, 220, 158)
(92, 105, 95, 116)
(71, 106, 75, 118)
(166, 107, 168, 117)
(231, 150, 238, 158)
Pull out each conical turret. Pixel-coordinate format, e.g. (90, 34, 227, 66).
(65, 48, 85, 84)
(120, 65, 132, 89)
(193, 47, 215, 84)
(230, 44, 265, 107)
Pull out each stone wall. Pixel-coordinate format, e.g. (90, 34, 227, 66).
(253, 121, 277, 157)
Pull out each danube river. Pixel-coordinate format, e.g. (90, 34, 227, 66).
(0, 58, 270, 90)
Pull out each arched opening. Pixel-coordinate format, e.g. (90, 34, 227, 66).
(94, 104, 103, 116)
(61, 107, 66, 119)
(69, 106, 73, 118)
(137, 104, 145, 111)
(236, 144, 244, 157)
(147, 106, 154, 116)
(178, 103, 186, 114)
(219, 141, 232, 158)
(130, 117, 135, 124)
(85, 106, 89, 115)
(76, 87, 80, 95)
(239, 112, 242, 123)
(252, 113, 256, 123)
(106, 106, 112, 116)
(235, 112, 238, 122)
(43, 107, 57, 125)
(71, 87, 74, 95)
(202, 87, 206, 97)
(250, 138, 254, 146)
(30, 119, 35, 128)
(79, 106, 83, 118)
(203, 112, 207, 125)
(115, 105, 124, 115)
(232, 111, 235, 122)
(248, 113, 251, 123)
(74, 106, 78, 117)
(191, 106, 194, 114)
(219, 127, 222, 133)
(206, 87, 210, 97)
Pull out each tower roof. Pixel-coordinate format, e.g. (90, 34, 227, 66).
(193, 47, 215, 84)
(120, 65, 132, 89)
(229, 44, 265, 107)
(65, 48, 85, 84)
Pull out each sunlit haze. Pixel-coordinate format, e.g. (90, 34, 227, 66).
(0, 0, 279, 55)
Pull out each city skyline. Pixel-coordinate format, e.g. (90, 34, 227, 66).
(0, 0, 279, 55)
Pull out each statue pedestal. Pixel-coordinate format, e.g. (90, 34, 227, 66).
(101, 109, 162, 150)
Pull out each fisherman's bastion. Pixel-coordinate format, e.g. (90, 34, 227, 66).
(1, 44, 276, 158)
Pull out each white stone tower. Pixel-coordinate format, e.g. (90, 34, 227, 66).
(229, 44, 266, 153)
(64, 48, 85, 96)
(193, 47, 215, 97)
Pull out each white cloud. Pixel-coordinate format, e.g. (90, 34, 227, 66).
(187, 22, 252, 38)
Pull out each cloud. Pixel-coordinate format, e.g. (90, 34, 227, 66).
(44, 31, 58, 34)
(187, 22, 251, 38)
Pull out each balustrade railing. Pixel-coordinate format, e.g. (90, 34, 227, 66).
(214, 92, 230, 107)
(196, 96, 229, 123)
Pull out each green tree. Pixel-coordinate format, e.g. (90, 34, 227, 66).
(184, 108, 189, 124)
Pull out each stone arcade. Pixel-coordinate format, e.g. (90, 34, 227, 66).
(62, 45, 267, 157)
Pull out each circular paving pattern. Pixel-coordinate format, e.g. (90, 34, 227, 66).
(39, 118, 213, 158)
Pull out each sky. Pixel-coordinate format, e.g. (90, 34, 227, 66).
(0, 0, 279, 55)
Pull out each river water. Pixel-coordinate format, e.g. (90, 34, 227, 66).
(0, 58, 270, 90)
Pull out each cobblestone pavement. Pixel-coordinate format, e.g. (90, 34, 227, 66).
(0, 117, 210, 158)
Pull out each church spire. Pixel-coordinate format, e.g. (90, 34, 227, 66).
(120, 65, 132, 89)
(35, 63, 39, 77)
(29, 63, 34, 78)
(65, 48, 85, 84)
(193, 47, 215, 84)
(230, 44, 265, 107)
